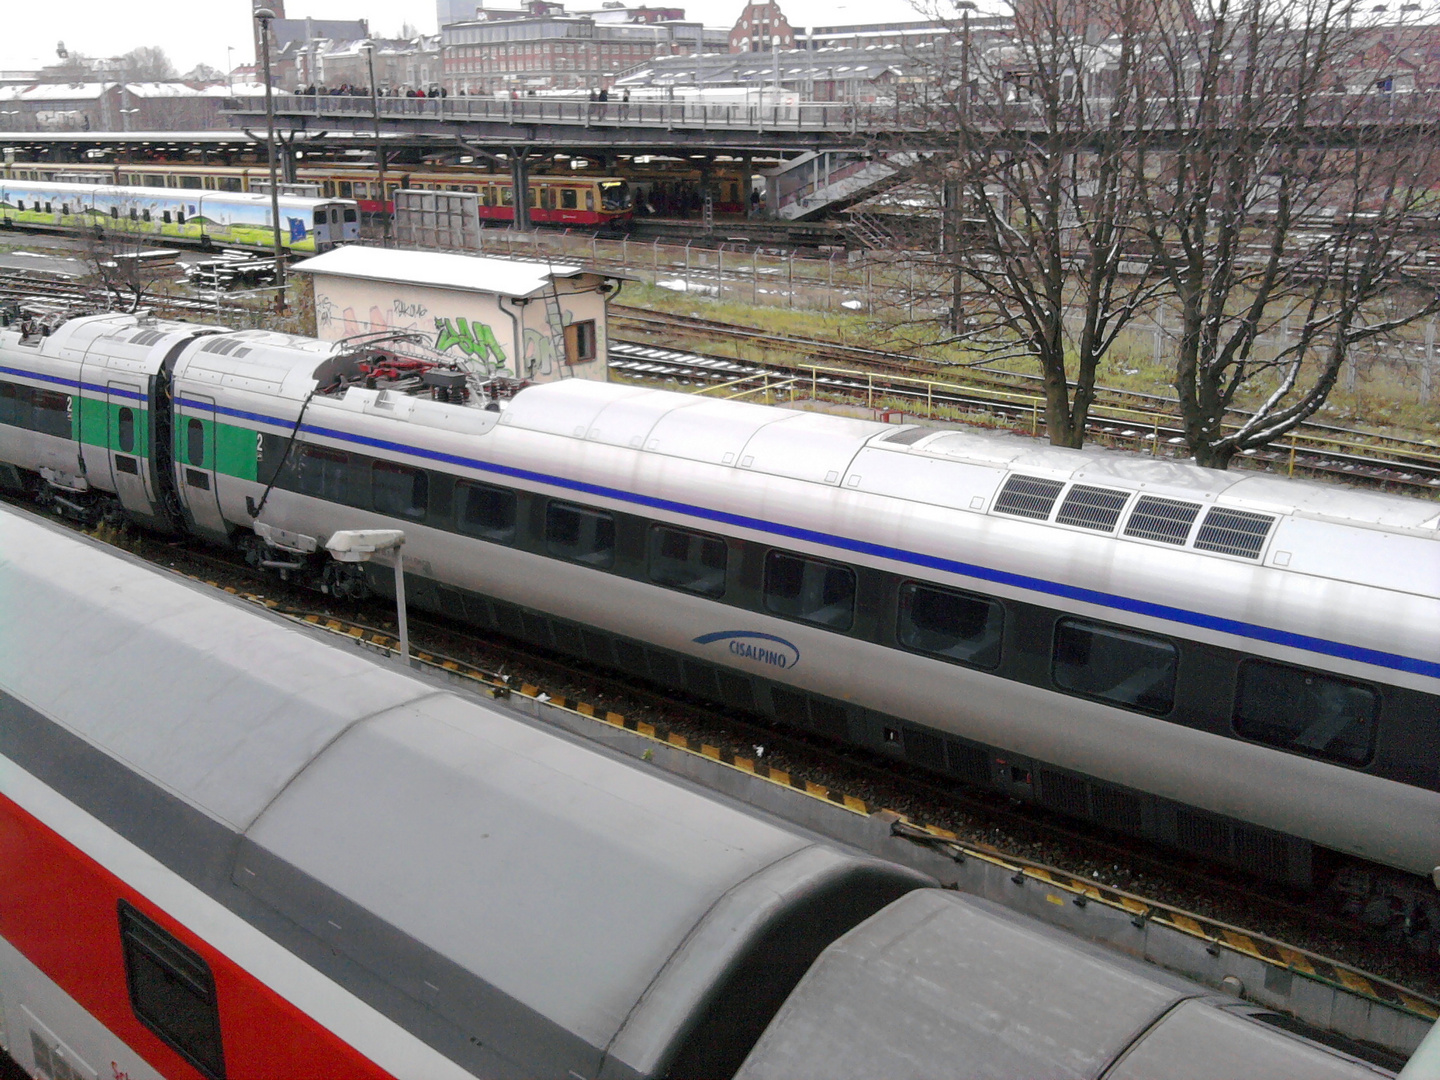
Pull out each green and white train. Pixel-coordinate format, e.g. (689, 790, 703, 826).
(0, 179, 359, 253)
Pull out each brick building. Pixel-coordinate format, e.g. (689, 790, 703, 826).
(728, 1, 796, 52)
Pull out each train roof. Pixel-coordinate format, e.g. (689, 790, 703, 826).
(735, 889, 1390, 1080)
(0, 505, 929, 1078)
(0, 177, 346, 209)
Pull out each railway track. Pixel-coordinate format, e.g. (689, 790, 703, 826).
(610, 308, 1440, 493)
(6, 492, 1437, 1030)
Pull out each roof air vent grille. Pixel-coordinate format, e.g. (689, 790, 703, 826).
(1055, 485, 1129, 532)
(993, 475, 1065, 520)
(201, 338, 241, 355)
(130, 329, 167, 346)
(1193, 507, 1276, 559)
(1124, 496, 1201, 545)
(881, 426, 933, 446)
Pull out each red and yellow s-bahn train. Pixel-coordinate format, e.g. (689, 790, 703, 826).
(0, 161, 633, 229)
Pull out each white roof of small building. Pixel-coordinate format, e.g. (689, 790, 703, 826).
(292, 245, 589, 298)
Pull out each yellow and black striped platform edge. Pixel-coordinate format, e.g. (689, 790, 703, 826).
(173, 575, 1440, 1025)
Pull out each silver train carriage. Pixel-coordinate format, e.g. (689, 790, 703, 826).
(1, 311, 1437, 931)
(0, 505, 1404, 1080)
(0, 178, 359, 253)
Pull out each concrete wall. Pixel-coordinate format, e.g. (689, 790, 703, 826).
(308, 271, 609, 382)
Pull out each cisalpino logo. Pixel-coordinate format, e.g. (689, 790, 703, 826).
(693, 631, 801, 670)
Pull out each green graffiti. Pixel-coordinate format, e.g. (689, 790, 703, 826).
(434, 317, 507, 364)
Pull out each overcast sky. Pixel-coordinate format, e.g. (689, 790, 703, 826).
(0, 0, 926, 75)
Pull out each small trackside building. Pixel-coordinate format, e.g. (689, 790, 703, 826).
(292, 246, 619, 383)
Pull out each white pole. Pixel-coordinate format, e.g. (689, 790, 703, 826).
(393, 550, 410, 667)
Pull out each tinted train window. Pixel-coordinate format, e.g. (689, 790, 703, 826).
(1234, 660, 1377, 766)
(648, 525, 726, 597)
(118, 407, 135, 453)
(187, 418, 204, 466)
(546, 501, 614, 567)
(455, 481, 517, 543)
(295, 445, 354, 503)
(371, 460, 428, 520)
(343, 208, 357, 223)
(118, 901, 225, 1080)
(32, 389, 72, 439)
(562, 187, 578, 209)
(897, 582, 1002, 669)
(1053, 619, 1177, 714)
(764, 551, 855, 631)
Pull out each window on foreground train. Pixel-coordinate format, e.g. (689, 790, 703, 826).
(118, 407, 135, 453)
(764, 551, 856, 631)
(897, 582, 1003, 669)
(456, 480, 518, 543)
(372, 460, 428, 520)
(547, 501, 615, 568)
(118, 901, 226, 1080)
(295, 445, 355, 504)
(648, 524, 727, 597)
(1234, 660, 1377, 766)
(187, 418, 205, 466)
(1053, 619, 1178, 714)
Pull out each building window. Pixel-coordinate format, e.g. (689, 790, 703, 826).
(897, 582, 1002, 669)
(546, 500, 615, 567)
(648, 524, 726, 597)
(371, 460, 428, 520)
(1234, 660, 1377, 766)
(1052, 618, 1177, 714)
(118, 901, 226, 1080)
(564, 319, 597, 363)
(763, 551, 854, 630)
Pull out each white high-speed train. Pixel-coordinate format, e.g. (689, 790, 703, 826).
(1, 310, 1437, 947)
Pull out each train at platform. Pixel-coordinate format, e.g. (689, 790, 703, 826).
(0, 178, 359, 253)
(0, 309, 1437, 957)
(1, 161, 635, 230)
(0, 504, 1399, 1080)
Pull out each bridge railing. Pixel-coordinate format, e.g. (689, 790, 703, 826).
(220, 92, 907, 131)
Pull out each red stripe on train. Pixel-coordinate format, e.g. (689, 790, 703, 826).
(0, 786, 397, 1080)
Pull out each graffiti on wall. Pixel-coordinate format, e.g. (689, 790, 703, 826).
(434, 317, 508, 368)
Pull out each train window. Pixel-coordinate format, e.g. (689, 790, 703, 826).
(1234, 660, 1377, 766)
(339, 181, 352, 197)
(993, 474, 1064, 520)
(187, 418, 205, 466)
(61, 204, 70, 215)
(314, 209, 327, 225)
(372, 460, 429, 520)
(110, 205, 119, 218)
(142, 209, 152, 222)
(118, 407, 135, 453)
(1055, 484, 1129, 532)
(1124, 495, 1201, 545)
(181, 176, 203, 189)
(561, 187, 578, 209)
(528, 186, 538, 209)
(129, 208, 138, 221)
(455, 480, 517, 543)
(586, 189, 595, 211)
(162, 211, 172, 224)
(44, 202, 52, 213)
(1052, 618, 1177, 714)
(177, 210, 186, 225)
(118, 901, 226, 1080)
(323, 181, 336, 197)
(343, 208, 357, 223)
(0, 382, 18, 427)
(564, 320, 597, 363)
(546, 501, 615, 568)
(763, 551, 855, 631)
(481, 186, 495, 207)
(296, 444, 355, 503)
(220, 177, 243, 192)
(203, 177, 216, 190)
(501, 186, 514, 207)
(30, 390, 71, 439)
(647, 524, 726, 597)
(897, 582, 1002, 669)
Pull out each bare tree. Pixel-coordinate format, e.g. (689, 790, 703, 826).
(183, 62, 226, 83)
(83, 201, 173, 312)
(118, 46, 178, 81)
(1133, 0, 1440, 467)
(897, 0, 1168, 447)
